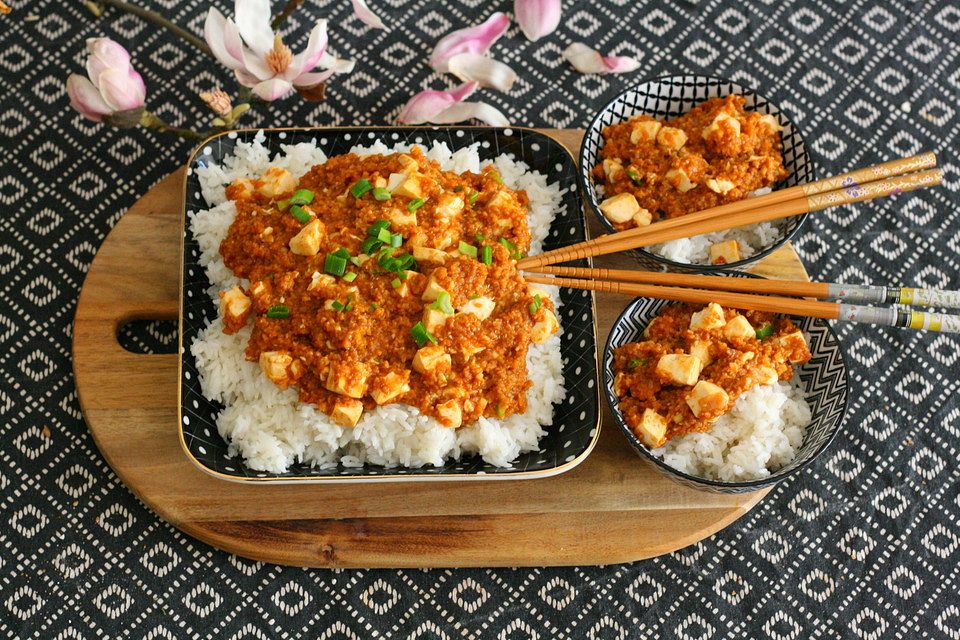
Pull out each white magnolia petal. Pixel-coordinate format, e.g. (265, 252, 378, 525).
(240, 44, 276, 81)
(287, 20, 328, 80)
(204, 8, 245, 70)
(252, 77, 293, 101)
(514, 0, 561, 42)
(351, 0, 386, 29)
(292, 68, 336, 88)
(126, 68, 147, 106)
(85, 38, 131, 70)
(397, 82, 480, 124)
(233, 0, 275, 55)
(66, 73, 112, 121)
(234, 68, 260, 88)
(97, 67, 145, 112)
(223, 18, 248, 66)
(563, 42, 640, 74)
(318, 51, 356, 74)
(447, 53, 517, 92)
(430, 101, 510, 127)
(429, 12, 510, 72)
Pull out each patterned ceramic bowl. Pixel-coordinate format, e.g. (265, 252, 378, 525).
(602, 276, 849, 494)
(579, 74, 815, 273)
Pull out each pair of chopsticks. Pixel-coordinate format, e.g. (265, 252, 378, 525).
(517, 152, 941, 271)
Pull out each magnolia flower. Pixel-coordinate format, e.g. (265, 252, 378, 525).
(562, 42, 640, 74)
(430, 12, 510, 73)
(515, 0, 561, 42)
(204, 0, 355, 101)
(67, 37, 146, 122)
(351, 0, 385, 29)
(398, 82, 509, 126)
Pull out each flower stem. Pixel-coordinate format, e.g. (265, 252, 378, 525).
(271, 0, 304, 30)
(97, 0, 212, 58)
(140, 111, 210, 140)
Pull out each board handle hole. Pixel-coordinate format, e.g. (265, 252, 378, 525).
(117, 319, 178, 355)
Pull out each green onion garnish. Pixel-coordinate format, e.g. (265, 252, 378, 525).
(475, 233, 486, 242)
(452, 185, 464, 193)
(331, 300, 344, 311)
(344, 293, 354, 312)
(430, 291, 454, 315)
(372, 187, 392, 201)
(361, 236, 382, 255)
(498, 238, 517, 251)
(480, 245, 492, 266)
(368, 219, 390, 236)
(350, 179, 373, 198)
(324, 252, 348, 276)
(410, 321, 438, 347)
(626, 168, 644, 185)
(528, 294, 542, 315)
(376, 227, 393, 244)
(468, 191, 480, 205)
(266, 304, 289, 319)
(370, 303, 378, 310)
(290, 205, 312, 224)
(276, 199, 291, 212)
(627, 357, 647, 370)
(333, 247, 350, 259)
(491, 172, 503, 184)
(458, 241, 477, 257)
(343, 271, 357, 282)
(755, 323, 775, 339)
(289, 189, 315, 205)
(349, 256, 363, 266)
(407, 198, 425, 213)
(495, 403, 506, 418)
(390, 232, 403, 248)
(391, 277, 402, 289)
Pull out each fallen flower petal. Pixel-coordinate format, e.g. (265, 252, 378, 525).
(397, 82, 479, 124)
(562, 42, 640, 74)
(430, 101, 510, 127)
(447, 53, 517, 92)
(514, 0, 561, 42)
(351, 0, 385, 29)
(430, 12, 510, 73)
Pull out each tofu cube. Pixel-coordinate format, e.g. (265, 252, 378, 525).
(686, 380, 730, 419)
(723, 315, 755, 342)
(630, 120, 662, 144)
(487, 190, 515, 209)
(599, 192, 642, 224)
(413, 245, 448, 264)
(219, 285, 251, 323)
(259, 351, 299, 388)
(370, 370, 411, 405)
(308, 271, 336, 292)
(665, 167, 697, 193)
(374, 176, 387, 189)
(702, 112, 741, 141)
(779, 330, 810, 364)
(635, 409, 668, 448)
(656, 353, 702, 386)
(688, 339, 713, 367)
(460, 341, 485, 360)
(331, 398, 364, 427)
(390, 173, 422, 199)
(705, 178, 736, 194)
(633, 207, 653, 227)
(656, 126, 688, 151)
(531, 308, 559, 344)
(709, 239, 741, 265)
(689, 303, 726, 331)
(257, 167, 297, 198)
(436, 192, 464, 218)
(413, 345, 451, 373)
(756, 366, 779, 385)
(436, 400, 462, 428)
(423, 307, 449, 333)
(602, 158, 623, 180)
(759, 114, 782, 133)
(385, 206, 418, 228)
(458, 296, 495, 321)
(324, 363, 369, 399)
(228, 178, 255, 199)
(421, 275, 446, 302)
(397, 154, 419, 172)
(289, 219, 324, 256)
(395, 270, 424, 298)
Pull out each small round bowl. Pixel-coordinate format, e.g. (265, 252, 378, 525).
(579, 74, 815, 273)
(603, 279, 849, 494)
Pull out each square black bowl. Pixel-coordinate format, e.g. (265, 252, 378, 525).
(178, 126, 600, 482)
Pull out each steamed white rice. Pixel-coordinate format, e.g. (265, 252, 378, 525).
(651, 378, 811, 482)
(188, 132, 566, 473)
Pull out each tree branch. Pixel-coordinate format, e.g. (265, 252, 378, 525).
(97, 0, 212, 58)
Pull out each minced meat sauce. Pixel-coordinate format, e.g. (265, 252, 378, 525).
(216, 147, 559, 429)
(611, 303, 811, 448)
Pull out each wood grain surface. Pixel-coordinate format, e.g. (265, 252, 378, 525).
(72, 129, 810, 568)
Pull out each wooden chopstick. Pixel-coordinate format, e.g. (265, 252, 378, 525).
(525, 274, 960, 333)
(518, 155, 940, 270)
(525, 266, 960, 310)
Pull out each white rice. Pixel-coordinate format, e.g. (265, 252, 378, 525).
(188, 132, 566, 473)
(650, 379, 811, 482)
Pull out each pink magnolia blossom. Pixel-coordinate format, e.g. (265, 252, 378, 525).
(351, 0, 385, 29)
(562, 42, 640, 74)
(429, 12, 510, 73)
(514, 0, 561, 42)
(397, 82, 509, 126)
(447, 53, 517, 92)
(204, 0, 354, 101)
(67, 37, 146, 122)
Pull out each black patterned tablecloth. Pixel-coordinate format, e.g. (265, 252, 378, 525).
(3, 1, 959, 637)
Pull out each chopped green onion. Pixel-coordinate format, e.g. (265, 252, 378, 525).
(350, 179, 373, 198)
(480, 245, 492, 266)
(349, 256, 363, 267)
(361, 236, 382, 255)
(498, 237, 517, 251)
(390, 232, 403, 248)
(495, 403, 506, 418)
(491, 172, 503, 184)
(452, 185, 464, 193)
(333, 247, 350, 259)
(372, 187, 392, 201)
(324, 253, 348, 276)
(528, 294, 542, 315)
(626, 168, 644, 186)
(276, 199, 291, 212)
(369, 303, 378, 310)
(407, 198, 426, 213)
(458, 241, 477, 258)
(431, 291, 454, 315)
(290, 205, 312, 224)
(344, 293, 354, 312)
(391, 277, 402, 289)
(331, 300, 344, 311)
(266, 304, 289, 319)
(289, 189, 315, 205)
(475, 232, 486, 242)
(376, 227, 394, 244)
(755, 323, 775, 339)
(468, 191, 480, 205)
(410, 321, 438, 347)
(343, 271, 357, 282)
(367, 219, 390, 236)
(627, 357, 647, 370)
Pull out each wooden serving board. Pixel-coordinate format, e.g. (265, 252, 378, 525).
(73, 129, 809, 568)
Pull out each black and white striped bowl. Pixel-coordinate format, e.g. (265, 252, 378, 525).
(579, 74, 815, 273)
(602, 276, 848, 494)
